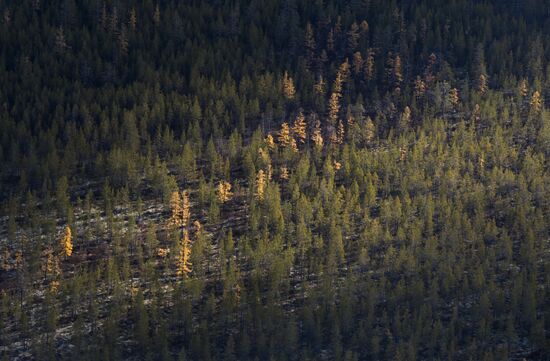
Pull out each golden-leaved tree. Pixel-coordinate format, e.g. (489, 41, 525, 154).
(217, 181, 233, 203)
(176, 229, 192, 278)
(328, 60, 350, 128)
(293, 112, 307, 145)
(169, 190, 183, 227)
(530, 91, 543, 113)
(282, 71, 296, 100)
(311, 121, 324, 149)
(255, 169, 267, 201)
(278, 122, 292, 147)
(61, 225, 73, 257)
(169, 190, 191, 228)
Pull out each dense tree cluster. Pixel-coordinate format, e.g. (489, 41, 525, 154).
(0, 0, 549, 360)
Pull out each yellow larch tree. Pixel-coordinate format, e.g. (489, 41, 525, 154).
(311, 122, 324, 149)
(470, 103, 481, 128)
(314, 76, 326, 96)
(530, 91, 543, 113)
(280, 167, 289, 180)
(364, 49, 375, 82)
(217, 181, 233, 203)
(393, 54, 403, 86)
(346, 111, 355, 128)
(401, 106, 411, 124)
(365, 117, 376, 144)
(289, 138, 298, 153)
(61, 225, 73, 257)
(266, 164, 273, 181)
(278, 122, 292, 147)
(336, 120, 345, 144)
(478, 74, 488, 94)
(169, 190, 183, 227)
(255, 169, 267, 201)
(265, 134, 276, 150)
(353, 51, 363, 75)
(479, 153, 485, 173)
(328, 91, 341, 127)
(14, 250, 23, 270)
(304, 22, 316, 62)
(414, 76, 426, 98)
(400, 146, 408, 162)
(448, 88, 459, 109)
(282, 71, 296, 100)
(193, 220, 202, 239)
(44, 247, 59, 277)
(1, 248, 10, 271)
(328, 60, 350, 127)
(158, 247, 170, 258)
(129, 8, 137, 31)
(153, 4, 160, 25)
(169, 190, 191, 228)
(293, 112, 307, 144)
(258, 147, 270, 165)
(44, 247, 61, 292)
(518, 79, 528, 98)
(176, 229, 192, 278)
(182, 190, 191, 226)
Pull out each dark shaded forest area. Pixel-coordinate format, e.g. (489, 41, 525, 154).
(0, 0, 549, 360)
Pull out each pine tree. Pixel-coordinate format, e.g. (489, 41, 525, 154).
(61, 226, 73, 257)
(176, 230, 192, 278)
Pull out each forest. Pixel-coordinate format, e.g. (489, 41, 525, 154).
(0, 0, 549, 360)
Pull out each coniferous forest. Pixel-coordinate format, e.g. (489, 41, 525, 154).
(0, 0, 549, 360)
